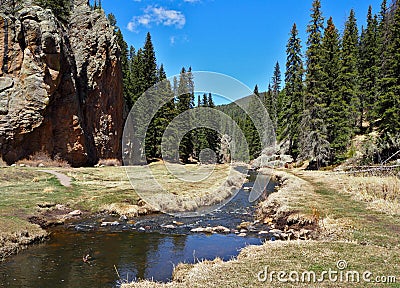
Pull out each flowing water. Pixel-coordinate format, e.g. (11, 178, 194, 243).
(0, 171, 276, 287)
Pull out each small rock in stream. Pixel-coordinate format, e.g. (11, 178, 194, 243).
(101, 221, 119, 227)
(237, 221, 251, 230)
(162, 225, 176, 229)
(69, 210, 82, 217)
(212, 226, 230, 233)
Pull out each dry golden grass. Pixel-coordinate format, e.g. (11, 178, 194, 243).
(16, 151, 70, 168)
(302, 171, 400, 216)
(123, 169, 400, 288)
(0, 217, 48, 261)
(125, 162, 245, 213)
(341, 175, 400, 215)
(123, 241, 400, 288)
(97, 158, 122, 166)
(257, 168, 322, 220)
(0, 163, 244, 259)
(101, 202, 155, 217)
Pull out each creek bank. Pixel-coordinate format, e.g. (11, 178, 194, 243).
(256, 168, 320, 240)
(0, 219, 48, 262)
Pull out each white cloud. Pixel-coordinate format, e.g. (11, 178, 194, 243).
(169, 35, 189, 46)
(183, 0, 201, 3)
(127, 6, 186, 32)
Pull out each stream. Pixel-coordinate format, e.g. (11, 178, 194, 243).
(0, 171, 276, 287)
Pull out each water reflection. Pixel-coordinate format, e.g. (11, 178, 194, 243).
(0, 170, 272, 287)
(0, 231, 263, 287)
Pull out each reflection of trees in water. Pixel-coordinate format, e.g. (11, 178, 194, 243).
(172, 234, 187, 254)
(0, 230, 191, 285)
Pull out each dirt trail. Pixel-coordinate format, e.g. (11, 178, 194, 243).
(39, 170, 72, 187)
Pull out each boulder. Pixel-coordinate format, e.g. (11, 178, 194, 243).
(212, 225, 230, 233)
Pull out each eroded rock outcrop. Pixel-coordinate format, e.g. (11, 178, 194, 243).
(0, 0, 123, 166)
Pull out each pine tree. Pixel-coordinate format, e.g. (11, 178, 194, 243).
(193, 93, 208, 160)
(35, 0, 71, 21)
(148, 65, 176, 158)
(253, 84, 259, 96)
(142, 32, 158, 90)
(301, 0, 330, 168)
(177, 67, 195, 163)
(359, 6, 379, 129)
(131, 48, 144, 105)
(322, 17, 350, 163)
(115, 28, 132, 110)
(271, 62, 281, 130)
(339, 9, 360, 130)
(377, 0, 400, 155)
(206, 93, 220, 162)
(107, 13, 117, 29)
(135, 33, 158, 159)
(280, 23, 304, 158)
(244, 94, 262, 160)
(378, 0, 389, 77)
(263, 83, 273, 116)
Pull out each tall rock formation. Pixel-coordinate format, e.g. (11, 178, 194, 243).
(0, 0, 123, 166)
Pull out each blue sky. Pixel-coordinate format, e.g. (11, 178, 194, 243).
(101, 0, 382, 94)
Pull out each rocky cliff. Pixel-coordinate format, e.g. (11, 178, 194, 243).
(0, 0, 123, 166)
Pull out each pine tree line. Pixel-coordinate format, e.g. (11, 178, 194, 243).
(260, 0, 400, 167)
(111, 15, 220, 163)
(33, 0, 72, 20)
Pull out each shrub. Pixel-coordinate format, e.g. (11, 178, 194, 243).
(16, 151, 70, 168)
(96, 158, 121, 167)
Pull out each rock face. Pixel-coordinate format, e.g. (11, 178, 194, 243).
(0, 0, 123, 166)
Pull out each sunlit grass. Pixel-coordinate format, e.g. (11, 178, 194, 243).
(123, 169, 400, 288)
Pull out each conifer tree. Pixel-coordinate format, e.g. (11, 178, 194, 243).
(280, 23, 304, 158)
(301, 0, 330, 168)
(142, 32, 158, 90)
(206, 93, 220, 162)
(378, 0, 389, 77)
(35, 0, 71, 20)
(177, 67, 195, 162)
(147, 65, 175, 158)
(244, 94, 262, 160)
(253, 85, 259, 97)
(377, 0, 400, 154)
(322, 17, 350, 163)
(271, 62, 281, 129)
(263, 84, 273, 116)
(115, 28, 132, 110)
(107, 13, 117, 30)
(359, 6, 379, 129)
(339, 9, 360, 130)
